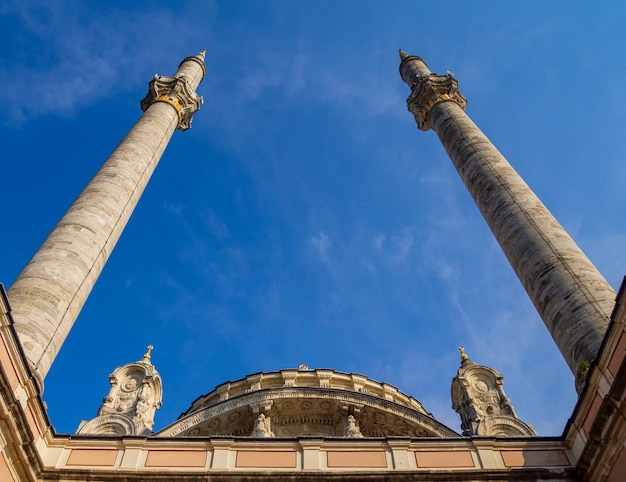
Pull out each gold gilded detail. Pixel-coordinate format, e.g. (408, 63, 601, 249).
(458, 345, 469, 361)
(155, 95, 183, 122)
(424, 93, 452, 111)
(406, 74, 467, 131)
(140, 74, 202, 131)
(143, 344, 154, 360)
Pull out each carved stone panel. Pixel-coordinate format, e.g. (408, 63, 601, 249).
(452, 357, 536, 437)
(78, 356, 162, 436)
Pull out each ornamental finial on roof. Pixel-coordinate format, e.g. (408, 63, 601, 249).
(458, 345, 469, 362)
(143, 344, 154, 361)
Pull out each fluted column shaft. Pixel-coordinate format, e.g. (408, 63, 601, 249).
(8, 52, 205, 386)
(400, 52, 615, 378)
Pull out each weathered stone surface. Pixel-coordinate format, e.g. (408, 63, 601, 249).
(451, 350, 536, 436)
(77, 348, 162, 436)
(430, 100, 614, 376)
(7, 52, 206, 386)
(400, 52, 616, 379)
(157, 369, 458, 439)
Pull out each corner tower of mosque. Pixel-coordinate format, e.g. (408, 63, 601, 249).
(1, 49, 625, 481)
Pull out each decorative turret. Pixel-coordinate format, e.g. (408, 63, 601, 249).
(451, 347, 536, 437)
(77, 346, 162, 436)
(399, 50, 615, 388)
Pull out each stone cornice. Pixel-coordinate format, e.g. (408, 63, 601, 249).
(182, 369, 428, 417)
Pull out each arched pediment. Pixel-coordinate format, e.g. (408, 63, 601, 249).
(156, 387, 458, 438)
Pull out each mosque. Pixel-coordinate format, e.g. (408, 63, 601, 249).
(0, 50, 625, 481)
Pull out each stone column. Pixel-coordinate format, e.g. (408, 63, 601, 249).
(399, 50, 615, 380)
(8, 51, 206, 388)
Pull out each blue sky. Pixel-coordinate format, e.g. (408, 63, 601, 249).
(1, 1, 625, 436)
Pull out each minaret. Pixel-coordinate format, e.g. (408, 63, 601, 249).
(398, 50, 615, 382)
(7, 51, 206, 388)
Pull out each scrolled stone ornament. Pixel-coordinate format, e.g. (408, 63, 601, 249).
(140, 74, 202, 131)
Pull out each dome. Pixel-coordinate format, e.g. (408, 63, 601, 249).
(156, 369, 458, 438)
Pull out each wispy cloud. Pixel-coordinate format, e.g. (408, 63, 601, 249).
(310, 231, 331, 260)
(9, 1, 621, 438)
(201, 208, 231, 241)
(163, 201, 187, 216)
(372, 227, 415, 264)
(0, 1, 211, 122)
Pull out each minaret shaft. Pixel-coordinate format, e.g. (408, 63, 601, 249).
(430, 101, 614, 375)
(400, 53, 615, 378)
(8, 53, 205, 386)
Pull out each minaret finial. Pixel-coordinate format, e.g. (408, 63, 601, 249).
(458, 345, 469, 362)
(398, 48, 409, 61)
(143, 344, 154, 361)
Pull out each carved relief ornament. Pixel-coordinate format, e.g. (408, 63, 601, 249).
(140, 73, 202, 131)
(406, 74, 467, 131)
(80, 357, 162, 436)
(156, 387, 457, 438)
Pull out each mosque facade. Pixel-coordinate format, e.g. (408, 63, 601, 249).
(1, 50, 625, 481)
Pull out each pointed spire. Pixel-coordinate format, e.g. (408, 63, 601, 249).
(177, 51, 207, 83)
(458, 345, 470, 363)
(398, 50, 431, 89)
(143, 344, 153, 362)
